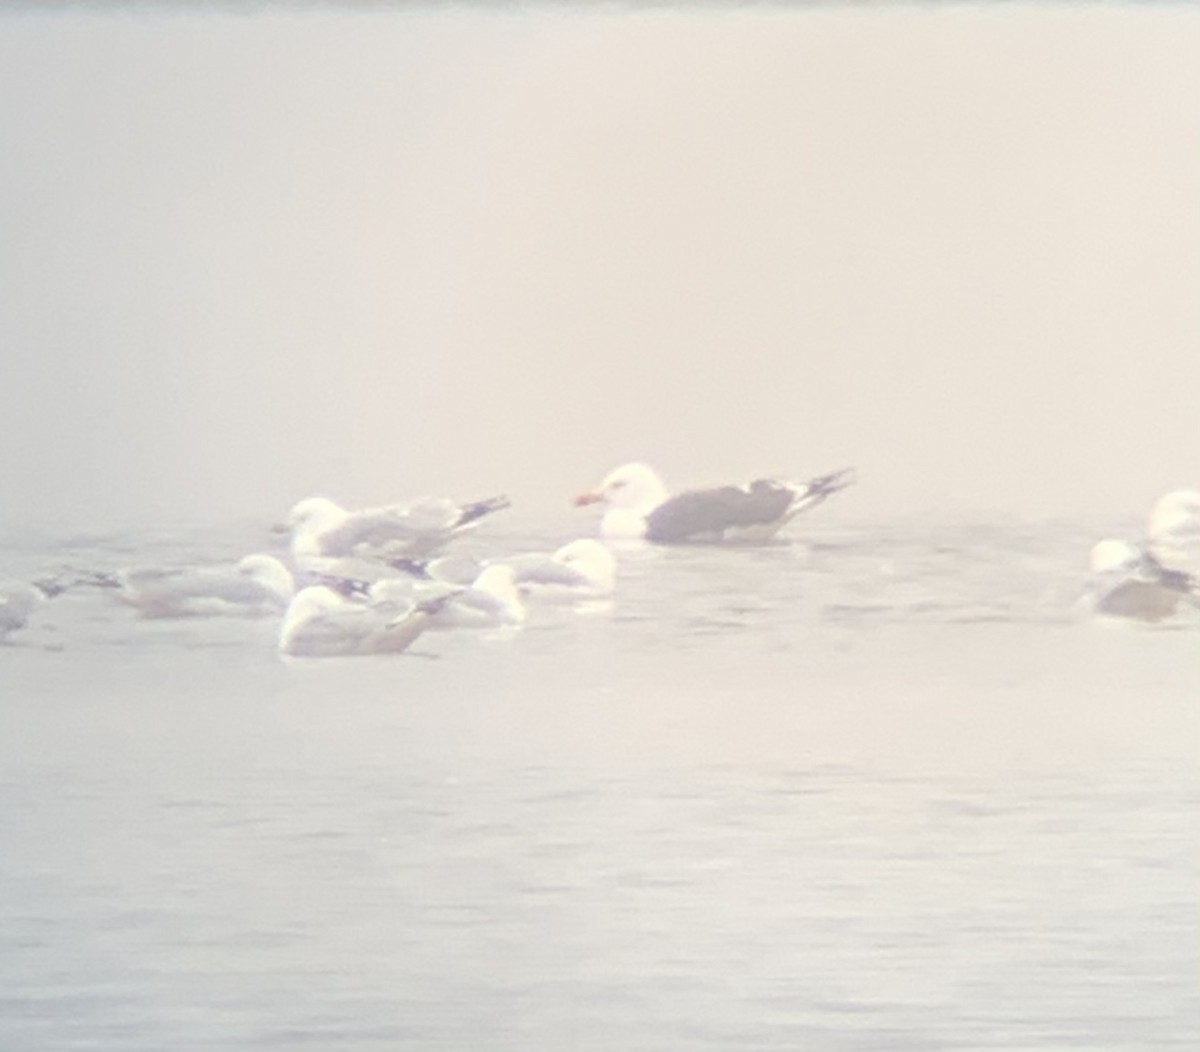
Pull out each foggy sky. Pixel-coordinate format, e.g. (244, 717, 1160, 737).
(1, 4, 1197, 532)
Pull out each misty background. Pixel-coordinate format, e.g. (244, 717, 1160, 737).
(1, 3, 1197, 533)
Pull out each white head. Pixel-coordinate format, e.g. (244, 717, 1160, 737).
(1146, 488, 1200, 574)
(236, 554, 294, 601)
(286, 497, 348, 557)
(471, 563, 525, 624)
(552, 538, 617, 593)
(575, 462, 669, 514)
(1089, 538, 1141, 575)
(472, 563, 519, 599)
(279, 584, 344, 649)
(573, 463, 670, 539)
(1147, 488, 1200, 538)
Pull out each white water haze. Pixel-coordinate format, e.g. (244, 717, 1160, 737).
(1, 4, 1197, 532)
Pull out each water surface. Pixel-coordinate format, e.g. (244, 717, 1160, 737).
(2, 515, 1196, 1051)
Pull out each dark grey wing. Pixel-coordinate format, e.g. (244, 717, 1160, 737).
(1095, 579, 1183, 622)
(645, 484, 793, 542)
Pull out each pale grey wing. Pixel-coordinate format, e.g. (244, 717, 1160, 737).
(449, 588, 512, 619)
(122, 567, 285, 617)
(372, 496, 510, 559)
(289, 604, 429, 656)
(364, 579, 423, 614)
(129, 569, 250, 603)
(360, 606, 433, 654)
(294, 555, 404, 590)
(216, 576, 290, 608)
(422, 554, 486, 587)
(284, 603, 383, 656)
(424, 585, 506, 627)
(514, 558, 592, 588)
(122, 566, 187, 590)
(283, 607, 361, 656)
(409, 580, 461, 605)
(392, 497, 464, 533)
(315, 507, 431, 557)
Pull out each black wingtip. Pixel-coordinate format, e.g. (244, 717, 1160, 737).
(453, 494, 512, 529)
(318, 575, 373, 599)
(808, 467, 857, 497)
(68, 569, 123, 590)
(390, 557, 434, 580)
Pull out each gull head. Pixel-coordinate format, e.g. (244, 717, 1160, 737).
(573, 462, 669, 515)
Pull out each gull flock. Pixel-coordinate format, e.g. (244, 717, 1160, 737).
(3, 464, 1199, 652)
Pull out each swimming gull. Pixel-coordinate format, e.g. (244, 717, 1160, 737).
(95, 554, 295, 619)
(392, 540, 613, 609)
(370, 563, 526, 630)
(1084, 537, 1198, 623)
(509, 539, 617, 602)
(279, 585, 449, 657)
(573, 462, 855, 543)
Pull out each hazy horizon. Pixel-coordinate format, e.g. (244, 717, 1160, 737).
(2, 4, 1197, 533)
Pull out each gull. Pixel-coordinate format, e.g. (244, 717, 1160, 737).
(93, 554, 295, 619)
(573, 462, 855, 542)
(279, 585, 450, 658)
(285, 493, 510, 563)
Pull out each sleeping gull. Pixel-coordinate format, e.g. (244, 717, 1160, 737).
(369, 563, 526, 630)
(1084, 489, 1200, 618)
(1080, 488, 1200, 622)
(0, 576, 68, 642)
(286, 493, 510, 562)
(395, 540, 615, 606)
(279, 585, 449, 657)
(1084, 537, 1198, 623)
(509, 539, 616, 602)
(94, 554, 295, 619)
(573, 462, 855, 543)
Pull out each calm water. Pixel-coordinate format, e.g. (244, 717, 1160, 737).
(2, 513, 1197, 1051)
